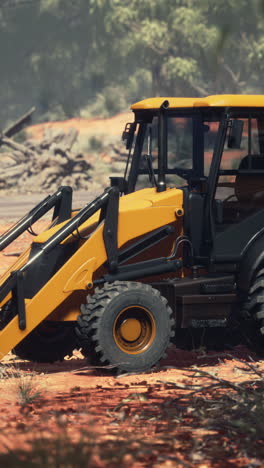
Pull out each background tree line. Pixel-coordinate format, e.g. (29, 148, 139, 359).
(0, 0, 264, 128)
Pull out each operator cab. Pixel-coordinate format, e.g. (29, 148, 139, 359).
(123, 95, 264, 270)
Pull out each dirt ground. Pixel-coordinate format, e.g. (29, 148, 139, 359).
(0, 213, 264, 467)
(27, 112, 131, 140)
(1, 347, 264, 468)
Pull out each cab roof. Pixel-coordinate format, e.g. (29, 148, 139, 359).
(131, 95, 264, 110)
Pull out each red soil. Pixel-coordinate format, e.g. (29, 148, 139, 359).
(27, 112, 131, 140)
(0, 347, 263, 467)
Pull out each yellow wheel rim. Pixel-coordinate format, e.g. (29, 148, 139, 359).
(113, 305, 156, 355)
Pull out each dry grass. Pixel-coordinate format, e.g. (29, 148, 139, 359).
(0, 427, 96, 468)
(155, 356, 264, 465)
(0, 359, 42, 406)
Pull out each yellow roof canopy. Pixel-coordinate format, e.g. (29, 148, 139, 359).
(131, 95, 264, 110)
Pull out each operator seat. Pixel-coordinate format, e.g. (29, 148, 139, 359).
(221, 155, 264, 224)
(235, 155, 264, 205)
(213, 155, 264, 259)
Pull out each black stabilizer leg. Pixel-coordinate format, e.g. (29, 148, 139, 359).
(103, 187, 120, 273)
(52, 186, 72, 223)
(12, 271, 26, 330)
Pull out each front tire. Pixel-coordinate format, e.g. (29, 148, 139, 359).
(0, 301, 78, 363)
(76, 281, 175, 373)
(13, 321, 78, 363)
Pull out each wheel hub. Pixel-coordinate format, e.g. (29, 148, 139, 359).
(113, 305, 156, 354)
(120, 318, 142, 342)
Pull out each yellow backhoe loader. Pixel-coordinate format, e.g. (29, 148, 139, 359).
(1, 95, 264, 372)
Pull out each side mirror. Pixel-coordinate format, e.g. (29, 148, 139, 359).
(122, 122, 136, 150)
(228, 119, 244, 149)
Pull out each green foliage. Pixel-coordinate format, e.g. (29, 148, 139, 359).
(0, 0, 264, 127)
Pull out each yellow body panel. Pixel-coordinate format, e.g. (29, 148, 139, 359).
(131, 94, 264, 110)
(0, 187, 183, 359)
(29, 188, 181, 244)
(34, 213, 100, 243)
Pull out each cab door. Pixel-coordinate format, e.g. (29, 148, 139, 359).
(211, 115, 264, 264)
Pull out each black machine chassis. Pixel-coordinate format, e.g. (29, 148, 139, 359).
(150, 274, 237, 330)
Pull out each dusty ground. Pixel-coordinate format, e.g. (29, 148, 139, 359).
(27, 112, 131, 141)
(1, 347, 264, 468)
(0, 213, 264, 467)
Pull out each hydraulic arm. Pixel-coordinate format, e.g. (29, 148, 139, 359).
(0, 186, 183, 359)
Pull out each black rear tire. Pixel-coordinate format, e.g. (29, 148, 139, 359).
(76, 281, 175, 373)
(243, 268, 264, 352)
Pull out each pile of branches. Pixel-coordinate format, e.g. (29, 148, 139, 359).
(0, 109, 92, 193)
